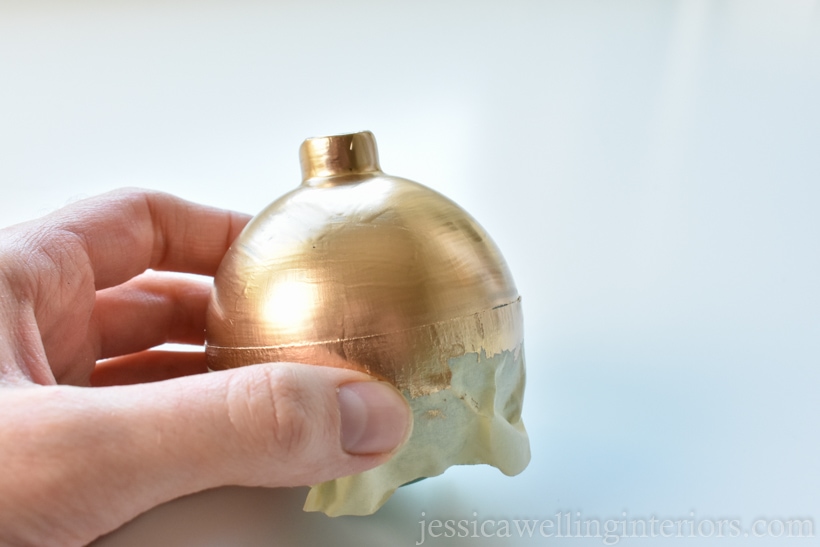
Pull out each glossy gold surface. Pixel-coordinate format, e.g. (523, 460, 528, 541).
(206, 131, 522, 394)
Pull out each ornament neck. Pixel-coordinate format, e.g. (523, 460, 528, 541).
(299, 131, 382, 185)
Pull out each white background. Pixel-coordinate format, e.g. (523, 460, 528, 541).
(1, 1, 819, 545)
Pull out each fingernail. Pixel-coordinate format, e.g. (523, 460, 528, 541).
(338, 381, 411, 455)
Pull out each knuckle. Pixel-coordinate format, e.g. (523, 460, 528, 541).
(264, 368, 315, 459)
(109, 186, 164, 202)
(228, 367, 319, 462)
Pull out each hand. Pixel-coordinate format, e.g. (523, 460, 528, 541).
(0, 189, 411, 546)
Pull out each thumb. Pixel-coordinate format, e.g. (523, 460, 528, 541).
(6, 363, 412, 544)
(95, 362, 412, 490)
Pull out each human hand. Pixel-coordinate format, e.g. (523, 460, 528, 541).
(0, 189, 411, 546)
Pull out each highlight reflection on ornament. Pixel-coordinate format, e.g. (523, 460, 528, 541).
(205, 131, 530, 516)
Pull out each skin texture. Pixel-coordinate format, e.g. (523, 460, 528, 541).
(0, 189, 411, 546)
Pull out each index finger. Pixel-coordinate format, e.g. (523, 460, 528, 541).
(39, 188, 250, 289)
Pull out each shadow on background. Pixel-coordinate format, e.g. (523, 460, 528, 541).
(94, 486, 423, 547)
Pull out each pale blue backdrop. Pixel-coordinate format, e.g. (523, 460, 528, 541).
(1, 1, 818, 545)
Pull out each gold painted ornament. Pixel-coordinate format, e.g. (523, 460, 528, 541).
(206, 131, 530, 516)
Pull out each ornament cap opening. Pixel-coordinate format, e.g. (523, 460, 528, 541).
(300, 130, 381, 184)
